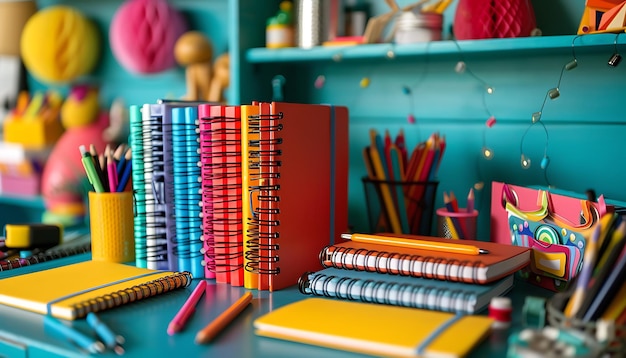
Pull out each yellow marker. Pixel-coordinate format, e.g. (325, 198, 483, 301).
(4, 224, 63, 250)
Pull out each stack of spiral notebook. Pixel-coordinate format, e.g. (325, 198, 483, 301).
(298, 233, 531, 314)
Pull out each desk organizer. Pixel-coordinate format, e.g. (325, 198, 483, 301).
(88, 191, 135, 263)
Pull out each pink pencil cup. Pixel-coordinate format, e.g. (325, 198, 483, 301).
(436, 207, 479, 241)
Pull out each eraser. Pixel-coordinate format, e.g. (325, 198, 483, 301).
(4, 224, 62, 250)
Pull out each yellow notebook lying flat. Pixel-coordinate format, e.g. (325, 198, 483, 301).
(254, 298, 493, 357)
(0, 260, 191, 320)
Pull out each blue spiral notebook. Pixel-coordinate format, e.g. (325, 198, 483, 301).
(298, 267, 514, 314)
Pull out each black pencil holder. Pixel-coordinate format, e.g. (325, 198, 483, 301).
(362, 177, 438, 236)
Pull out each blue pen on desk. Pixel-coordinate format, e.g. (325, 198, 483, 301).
(87, 312, 125, 355)
(44, 315, 105, 354)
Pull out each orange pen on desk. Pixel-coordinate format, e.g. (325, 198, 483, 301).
(195, 292, 253, 344)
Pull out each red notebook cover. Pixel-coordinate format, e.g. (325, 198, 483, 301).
(207, 105, 244, 286)
(320, 234, 531, 284)
(253, 102, 349, 291)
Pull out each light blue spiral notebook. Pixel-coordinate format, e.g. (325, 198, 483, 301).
(298, 267, 514, 314)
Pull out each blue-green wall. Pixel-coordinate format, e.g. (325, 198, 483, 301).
(24, 1, 624, 240)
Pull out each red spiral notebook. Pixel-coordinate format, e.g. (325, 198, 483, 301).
(320, 234, 531, 284)
(199, 104, 244, 286)
(243, 102, 349, 291)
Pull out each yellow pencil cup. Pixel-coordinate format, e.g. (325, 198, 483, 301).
(436, 208, 478, 241)
(88, 191, 135, 263)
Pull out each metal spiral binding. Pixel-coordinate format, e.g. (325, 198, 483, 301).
(320, 246, 482, 283)
(298, 271, 475, 313)
(129, 106, 148, 267)
(170, 107, 204, 277)
(70, 271, 192, 319)
(142, 105, 168, 270)
(245, 112, 283, 275)
(0, 242, 91, 271)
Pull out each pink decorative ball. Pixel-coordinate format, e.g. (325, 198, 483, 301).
(109, 0, 187, 74)
(453, 0, 536, 40)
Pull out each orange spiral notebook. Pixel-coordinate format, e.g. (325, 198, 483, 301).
(0, 261, 191, 320)
(320, 234, 531, 284)
(254, 298, 494, 357)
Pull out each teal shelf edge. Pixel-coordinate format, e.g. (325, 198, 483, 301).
(0, 195, 45, 209)
(246, 34, 621, 63)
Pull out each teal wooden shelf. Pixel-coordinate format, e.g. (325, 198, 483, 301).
(246, 34, 621, 63)
(0, 195, 44, 209)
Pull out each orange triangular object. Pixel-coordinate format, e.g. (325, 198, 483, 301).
(599, 1, 626, 30)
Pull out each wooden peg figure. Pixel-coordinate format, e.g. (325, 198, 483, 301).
(174, 31, 213, 101)
(208, 53, 229, 103)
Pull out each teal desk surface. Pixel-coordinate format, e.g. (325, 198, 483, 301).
(0, 254, 553, 358)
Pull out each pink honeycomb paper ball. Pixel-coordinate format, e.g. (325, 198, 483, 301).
(109, 0, 187, 74)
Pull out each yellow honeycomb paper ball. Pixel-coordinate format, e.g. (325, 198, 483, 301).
(21, 6, 100, 84)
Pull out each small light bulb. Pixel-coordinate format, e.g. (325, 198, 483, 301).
(521, 154, 531, 169)
(332, 53, 343, 62)
(482, 147, 494, 160)
(531, 112, 542, 123)
(455, 61, 466, 73)
(540, 156, 550, 169)
(608, 53, 622, 67)
(402, 86, 411, 95)
(565, 59, 578, 70)
(407, 114, 416, 124)
(548, 88, 560, 99)
(486, 116, 496, 128)
(474, 181, 484, 191)
(386, 50, 395, 59)
(486, 86, 494, 94)
(360, 77, 370, 88)
(314, 75, 325, 89)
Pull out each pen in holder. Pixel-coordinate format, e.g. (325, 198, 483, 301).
(88, 191, 135, 263)
(436, 208, 478, 241)
(362, 177, 438, 235)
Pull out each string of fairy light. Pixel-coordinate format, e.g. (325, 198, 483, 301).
(312, 33, 622, 188)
